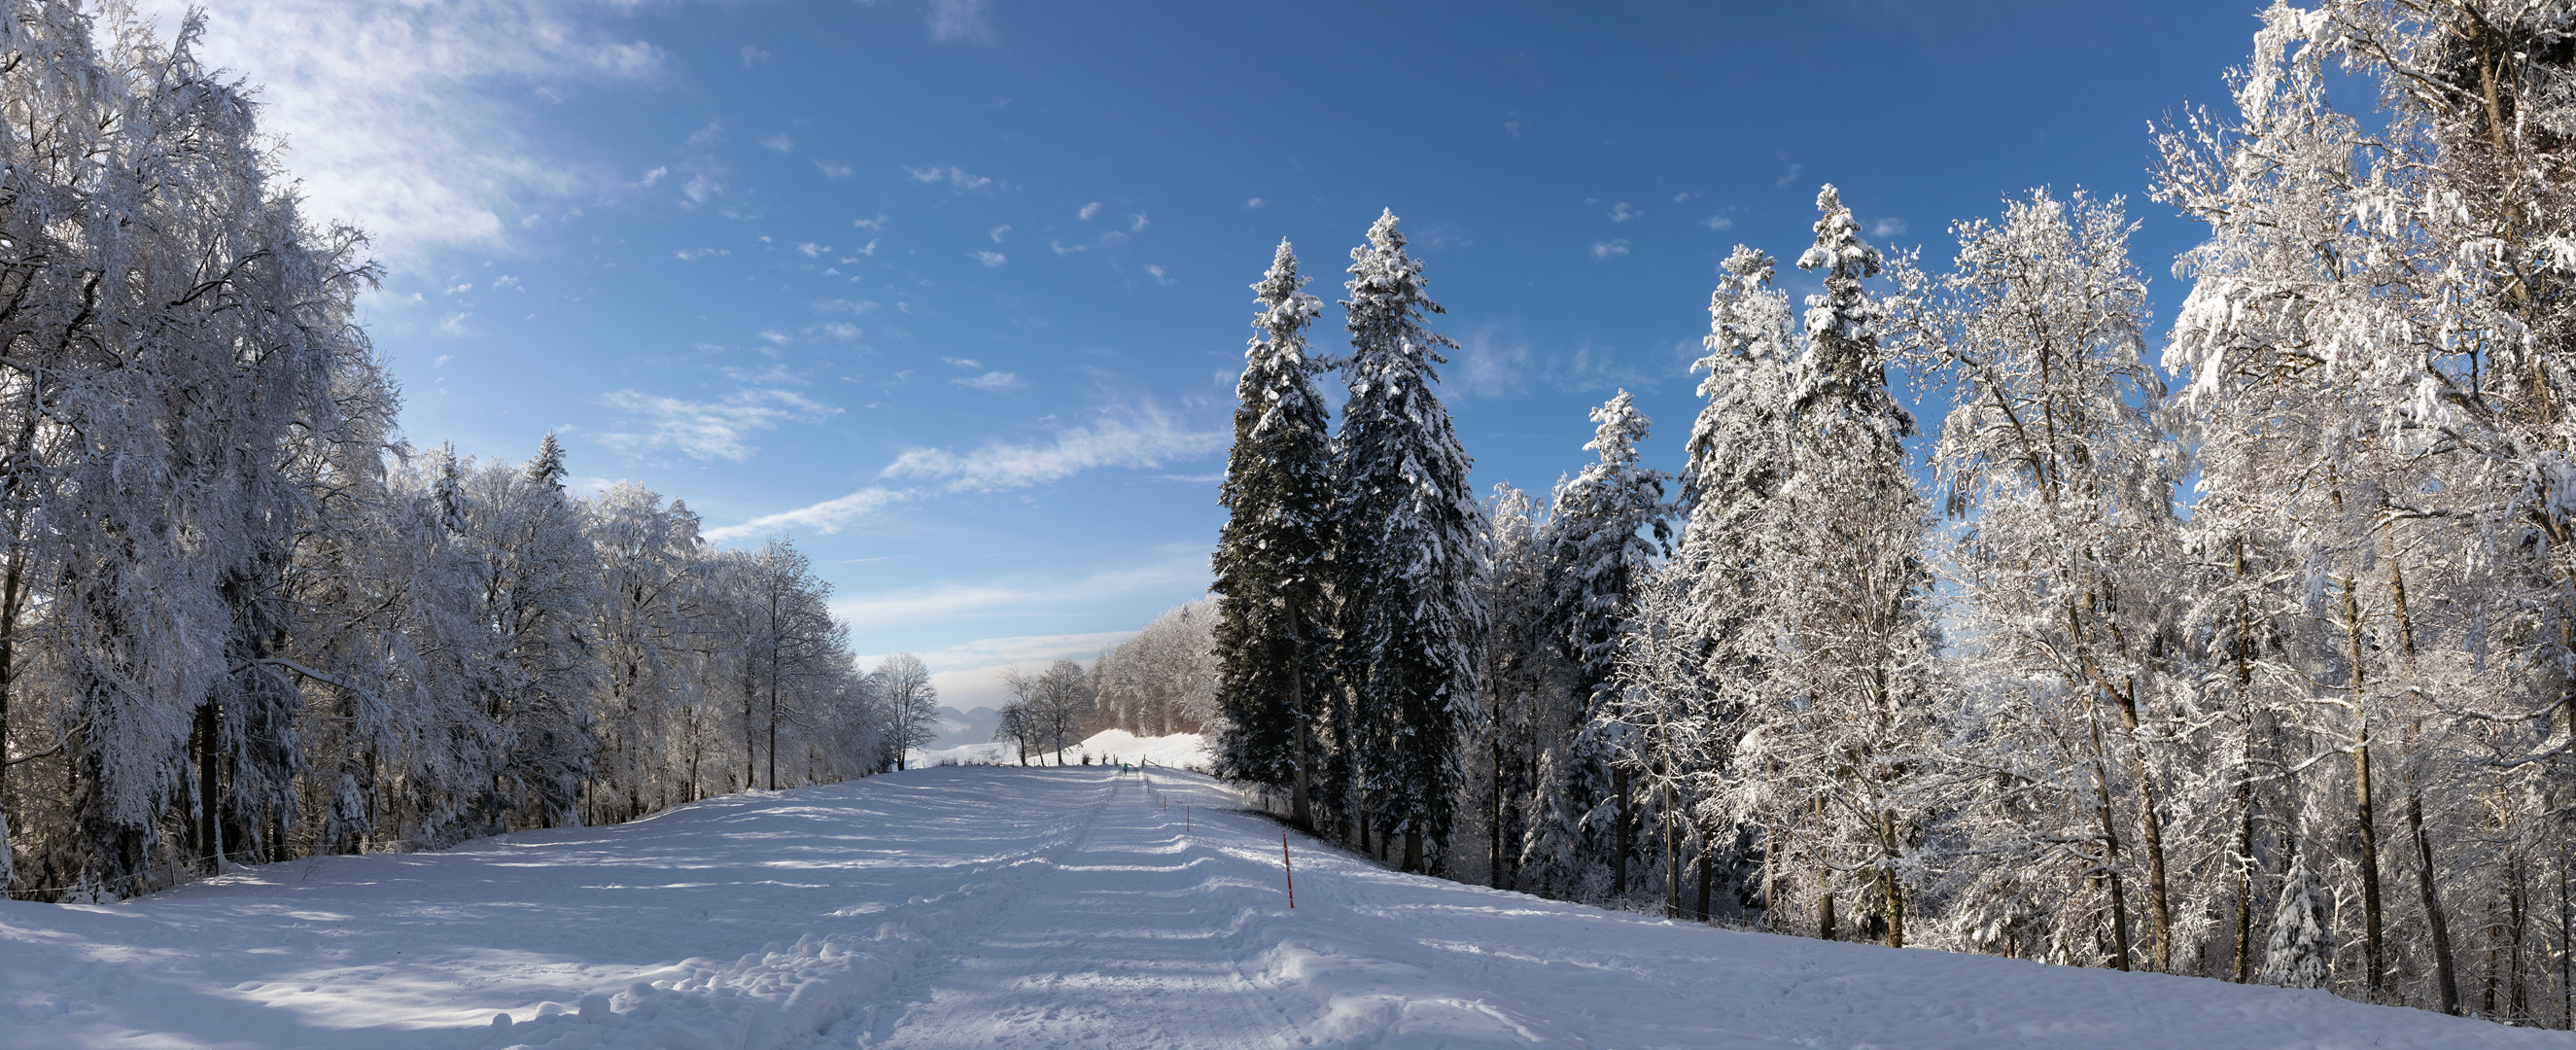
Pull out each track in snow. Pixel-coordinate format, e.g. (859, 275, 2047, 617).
(4, 762, 2569, 1049)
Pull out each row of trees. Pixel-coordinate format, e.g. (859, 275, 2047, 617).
(0, 3, 929, 901)
(1211, 0, 2576, 1026)
(988, 600, 1219, 764)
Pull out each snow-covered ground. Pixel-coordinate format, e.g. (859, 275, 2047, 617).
(4, 762, 2565, 1049)
(909, 728, 1211, 771)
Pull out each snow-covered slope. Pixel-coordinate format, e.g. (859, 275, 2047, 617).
(2, 765, 2562, 1049)
(909, 728, 1210, 771)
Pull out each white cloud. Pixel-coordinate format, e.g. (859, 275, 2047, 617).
(1078, 201, 1101, 222)
(641, 165, 668, 186)
(673, 247, 730, 262)
(683, 174, 723, 202)
(923, 0, 994, 44)
(1703, 214, 1734, 231)
(795, 242, 830, 258)
(131, 1, 660, 265)
(833, 545, 1209, 634)
(758, 132, 793, 154)
(740, 45, 770, 66)
(989, 225, 1012, 243)
(1049, 239, 1086, 256)
(1776, 158, 1804, 188)
(597, 387, 838, 462)
(817, 161, 853, 179)
(905, 164, 995, 192)
(1145, 264, 1171, 286)
(1245, 197, 1266, 209)
(438, 311, 473, 334)
(1609, 201, 1641, 223)
(703, 486, 911, 543)
(1871, 217, 1909, 238)
(817, 297, 879, 315)
(953, 370, 1021, 391)
(972, 251, 1007, 267)
(881, 405, 1225, 491)
(1129, 213, 1149, 232)
(853, 214, 889, 230)
(433, 354, 454, 368)
(1591, 239, 1631, 261)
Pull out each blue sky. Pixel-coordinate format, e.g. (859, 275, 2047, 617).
(144, 0, 2267, 712)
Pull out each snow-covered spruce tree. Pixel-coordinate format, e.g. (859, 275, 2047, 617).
(1331, 209, 1487, 873)
(1473, 484, 1558, 892)
(1730, 186, 1945, 948)
(2264, 852, 2333, 990)
(1903, 190, 2187, 971)
(1672, 244, 1799, 923)
(1211, 243, 1334, 826)
(1526, 392, 1670, 900)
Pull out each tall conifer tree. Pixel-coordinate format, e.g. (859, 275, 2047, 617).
(1333, 210, 1486, 873)
(1212, 240, 1333, 828)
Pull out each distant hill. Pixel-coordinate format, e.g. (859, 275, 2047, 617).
(929, 705, 1002, 750)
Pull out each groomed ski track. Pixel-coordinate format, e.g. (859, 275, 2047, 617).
(3, 762, 2568, 1049)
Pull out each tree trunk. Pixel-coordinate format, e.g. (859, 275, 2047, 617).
(1697, 834, 1714, 922)
(1614, 766, 1632, 897)
(2344, 578, 2385, 998)
(1819, 884, 1836, 942)
(196, 702, 221, 873)
(1488, 736, 1506, 890)
(2230, 543, 2259, 983)
(1665, 784, 1682, 920)
(2411, 766, 2462, 1014)
(1404, 828, 1423, 874)
(2084, 701, 2132, 970)
(1881, 808, 1904, 949)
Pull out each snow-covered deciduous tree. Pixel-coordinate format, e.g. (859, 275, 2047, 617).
(1003, 659, 1096, 764)
(1211, 242, 1335, 825)
(1902, 189, 2185, 971)
(878, 652, 940, 771)
(1094, 598, 1218, 738)
(1332, 209, 1487, 873)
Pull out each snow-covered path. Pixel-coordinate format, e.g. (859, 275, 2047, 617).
(4, 764, 2569, 1049)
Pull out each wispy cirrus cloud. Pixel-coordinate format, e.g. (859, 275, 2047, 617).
(703, 486, 911, 543)
(923, 0, 995, 44)
(596, 387, 838, 462)
(832, 543, 1209, 632)
(880, 405, 1224, 491)
(906, 164, 997, 192)
(134, 0, 660, 265)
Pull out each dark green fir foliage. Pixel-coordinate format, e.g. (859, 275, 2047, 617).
(1211, 240, 1333, 829)
(1331, 210, 1486, 873)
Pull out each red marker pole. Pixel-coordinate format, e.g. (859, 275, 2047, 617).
(1282, 830, 1295, 909)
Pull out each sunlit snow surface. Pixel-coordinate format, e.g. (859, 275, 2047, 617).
(4, 759, 2566, 1049)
